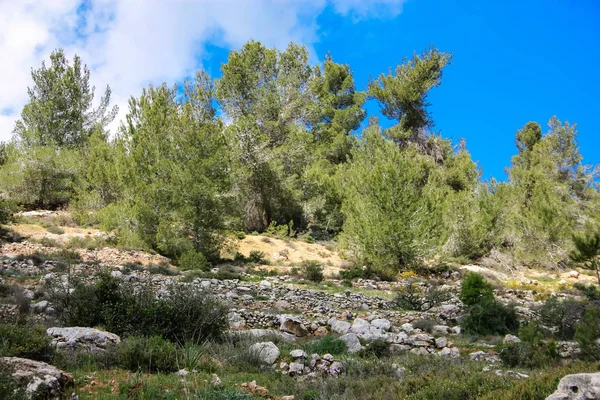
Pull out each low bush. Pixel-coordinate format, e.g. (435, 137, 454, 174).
(359, 339, 390, 358)
(539, 297, 586, 340)
(459, 272, 494, 306)
(306, 336, 347, 356)
(302, 260, 324, 283)
(395, 280, 452, 311)
(339, 266, 374, 280)
(178, 249, 210, 271)
(248, 250, 267, 264)
(574, 282, 600, 301)
(462, 299, 519, 336)
(0, 322, 53, 361)
(575, 305, 600, 360)
(116, 335, 178, 373)
(47, 273, 229, 342)
(498, 324, 558, 369)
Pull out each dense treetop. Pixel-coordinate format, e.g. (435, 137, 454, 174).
(1, 43, 598, 273)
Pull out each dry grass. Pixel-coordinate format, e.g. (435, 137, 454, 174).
(224, 235, 351, 277)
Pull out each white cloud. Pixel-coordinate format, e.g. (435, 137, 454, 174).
(0, 0, 407, 142)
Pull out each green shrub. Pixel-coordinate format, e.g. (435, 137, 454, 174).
(0, 323, 53, 361)
(302, 261, 324, 283)
(299, 232, 315, 244)
(339, 266, 374, 280)
(117, 335, 178, 373)
(248, 250, 267, 264)
(575, 305, 600, 360)
(462, 299, 519, 335)
(341, 279, 353, 288)
(178, 249, 210, 271)
(459, 272, 494, 306)
(306, 336, 347, 356)
(359, 339, 390, 358)
(499, 341, 558, 369)
(47, 273, 229, 342)
(539, 297, 586, 340)
(499, 325, 558, 369)
(574, 282, 600, 301)
(395, 280, 452, 311)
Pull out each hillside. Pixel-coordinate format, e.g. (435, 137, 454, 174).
(1, 211, 599, 399)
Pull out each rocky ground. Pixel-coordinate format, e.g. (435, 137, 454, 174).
(1, 214, 599, 399)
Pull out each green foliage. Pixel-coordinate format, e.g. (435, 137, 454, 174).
(395, 280, 452, 311)
(0, 146, 80, 209)
(459, 272, 494, 306)
(359, 339, 390, 358)
(47, 273, 228, 342)
(539, 297, 586, 340)
(499, 323, 558, 368)
(116, 336, 178, 373)
(570, 228, 600, 284)
(461, 299, 519, 336)
(13, 48, 117, 148)
(248, 250, 267, 264)
(178, 250, 210, 271)
(306, 336, 348, 356)
(0, 323, 53, 361)
(368, 46, 452, 137)
(575, 306, 600, 360)
(574, 282, 600, 300)
(302, 260, 324, 283)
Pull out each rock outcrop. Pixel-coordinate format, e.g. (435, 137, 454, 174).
(0, 357, 72, 399)
(546, 372, 600, 400)
(46, 327, 120, 354)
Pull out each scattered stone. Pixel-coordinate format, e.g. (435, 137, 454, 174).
(329, 318, 351, 335)
(288, 362, 304, 376)
(371, 318, 392, 331)
(435, 337, 448, 349)
(504, 334, 521, 344)
(279, 315, 308, 337)
(290, 349, 307, 360)
(249, 342, 280, 365)
(339, 333, 364, 354)
(210, 373, 222, 386)
(228, 312, 246, 330)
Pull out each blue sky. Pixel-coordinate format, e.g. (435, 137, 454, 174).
(202, 0, 600, 180)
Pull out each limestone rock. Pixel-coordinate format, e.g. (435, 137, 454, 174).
(546, 372, 600, 400)
(339, 333, 364, 354)
(371, 318, 392, 331)
(504, 334, 521, 344)
(249, 342, 280, 365)
(279, 315, 308, 337)
(0, 357, 72, 399)
(329, 318, 351, 335)
(46, 327, 120, 354)
(290, 349, 307, 360)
